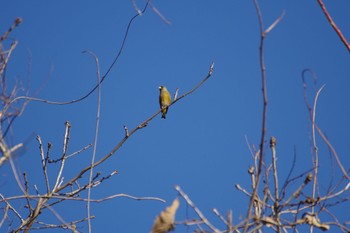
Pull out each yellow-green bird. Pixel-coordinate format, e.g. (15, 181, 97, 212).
(159, 86, 171, 119)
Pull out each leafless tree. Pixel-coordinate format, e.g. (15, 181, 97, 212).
(1, 1, 349, 233)
(172, 1, 350, 233)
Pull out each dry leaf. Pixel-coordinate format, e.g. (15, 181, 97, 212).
(302, 213, 330, 231)
(151, 198, 180, 233)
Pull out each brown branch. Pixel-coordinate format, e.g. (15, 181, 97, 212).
(316, 0, 350, 52)
(302, 70, 350, 182)
(243, 1, 267, 230)
(53, 62, 214, 194)
(0, 18, 22, 42)
(243, 2, 284, 232)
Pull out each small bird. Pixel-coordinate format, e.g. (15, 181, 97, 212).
(159, 86, 171, 119)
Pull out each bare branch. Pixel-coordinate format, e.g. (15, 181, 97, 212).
(175, 185, 220, 233)
(1, 193, 165, 204)
(316, 0, 350, 52)
(82, 50, 102, 233)
(36, 135, 50, 193)
(149, 1, 172, 25)
(265, 10, 285, 34)
(244, 1, 270, 231)
(53, 121, 71, 191)
(0, 194, 23, 223)
(53, 62, 214, 194)
(2, 2, 151, 111)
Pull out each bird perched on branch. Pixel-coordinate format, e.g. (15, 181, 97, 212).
(159, 86, 171, 119)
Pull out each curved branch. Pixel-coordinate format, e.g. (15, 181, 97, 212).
(54, 62, 214, 194)
(3, 1, 150, 114)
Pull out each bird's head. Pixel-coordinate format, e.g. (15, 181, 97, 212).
(159, 86, 167, 91)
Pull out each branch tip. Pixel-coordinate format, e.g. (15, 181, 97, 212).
(65, 121, 71, 128)
(270, 136, 276, 148)
(209, 62, 215, 75)
(15, 17, 23, 26)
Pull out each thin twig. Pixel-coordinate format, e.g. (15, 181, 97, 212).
(0, 205, 9, 228)
(2, 2, 150, 114)
(49, 144, 92, 163)
(130, 0, 143, 15)
(0, 194, 23, 223)
(1, 193, 165, 204)
(243, 3, 284, 232)
(279, 145, 297, 199)
(314, 124, 350, 181)
(175, 185, 220, 233)
(23, 172, 33, 213)
(34, 216, 93, 231)
(65, 144, 92, 160)
(82, 50, 101, 233)
(8, 150, 26, 194)
(0, 41, 17, 79)
(148, 1, 171, 25)
(245, 1, 265, 230)
(283, 173, 313, 206)
(316, 0, 350, 52)
(174, 88, 179, 100)
(0, 18, 22, 42)
(310, 84, 325, 232)
(53, 62, 214, 194)
(53, 121, 71, 191)
(319, 181, 350, 201)
(36, 135, 50, 193)
(213, 208, 228, 226)
(270, 136, 281, 233)
(43, 204, 73, 231)
(235, 184, 252, 197)
(302, 71, 350, 181)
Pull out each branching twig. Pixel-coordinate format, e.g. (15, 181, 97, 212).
(0, 194, 23, 223)
(243, 2, 284, 232)
(53, 62, 214, 194)
(175, 185, 220, 233)
(302, 70, 350, 182)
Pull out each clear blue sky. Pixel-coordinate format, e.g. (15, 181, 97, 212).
(2, 1, 350, 232)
